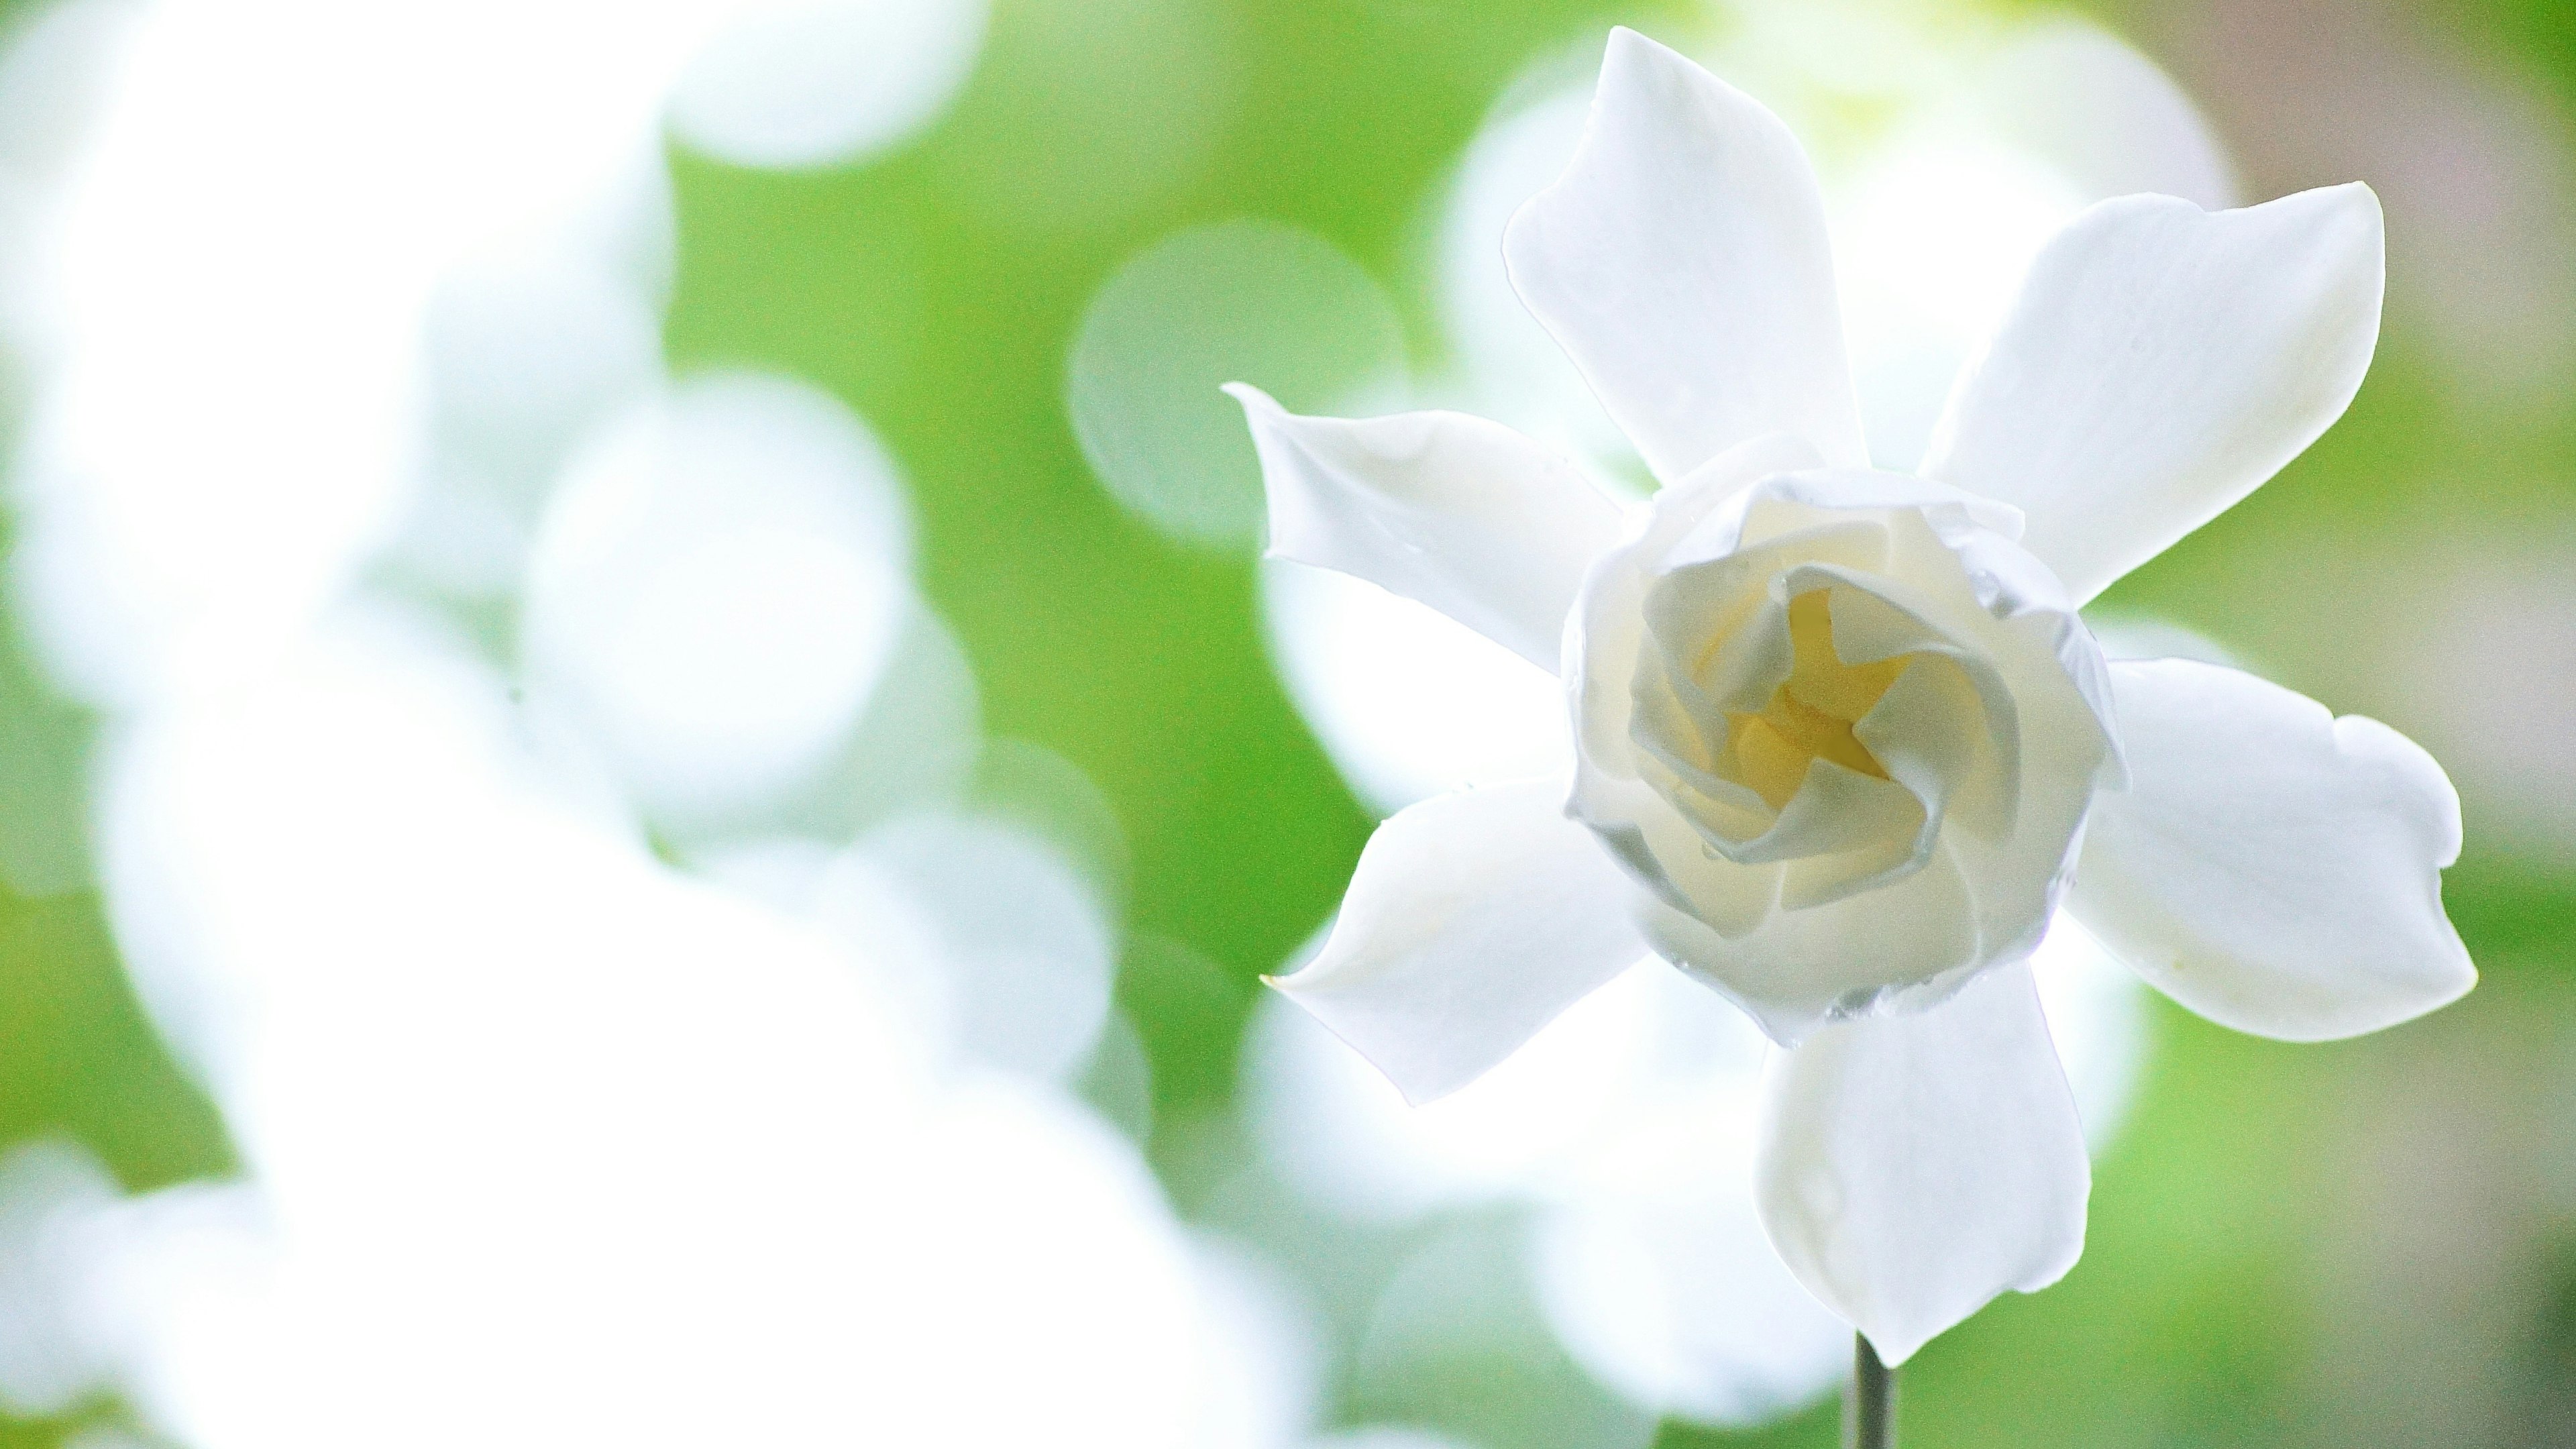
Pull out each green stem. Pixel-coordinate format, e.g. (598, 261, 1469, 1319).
(1845, 1334, 1897, 1449)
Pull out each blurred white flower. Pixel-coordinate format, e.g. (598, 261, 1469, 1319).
(4, 0, 727, 708)
(5, 615, 1267, 1449)
(1248, 912, 2144, 1425)
(0, 1, 1305, 1444)
(2, 0, 987, 709)
(1234, 28, 2472, 1364)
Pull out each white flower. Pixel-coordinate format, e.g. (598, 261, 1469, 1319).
(0, 5, 1300, 1443)
(1230, 28, 2474, 1364)
(1248, 907, 2146, 1426)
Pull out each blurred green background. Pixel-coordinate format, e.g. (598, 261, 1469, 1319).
(2, 0, 2573, 1443)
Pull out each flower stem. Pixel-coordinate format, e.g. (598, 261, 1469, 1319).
(1845, 1333, 1896, 1449)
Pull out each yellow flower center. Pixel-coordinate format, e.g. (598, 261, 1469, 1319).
(1725, 590, 1909, 810)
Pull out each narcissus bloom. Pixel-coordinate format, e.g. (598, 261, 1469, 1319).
(1230, 27, 2474, 1364)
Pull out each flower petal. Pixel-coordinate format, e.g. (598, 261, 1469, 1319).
(1754, 961, 2089, 1365)
(1576, 466, 2116, 1042)
(1229, 385, 1624, 672)
(1273, 777, 1651, 1105)
(1923, 184, 2384, 602)
(2069, 659, 2473, 1040)
(1640, 849, 1972, 1046)
(1503, 28, 1866, 480)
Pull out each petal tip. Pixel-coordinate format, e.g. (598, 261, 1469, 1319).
(2426, 954, 2479, 1017)
(1864, 1328, 1927, 1370)
(1258, 957, 1324, 995)
(2261, 180, 2387, 269)
(1388, 1076, 1449, 1110)
(1602, 23, 1658, 60)
(1222, 380, 1280, 415)
(2316, 177, 2383, 215)
(1600, 23, 1694, 77)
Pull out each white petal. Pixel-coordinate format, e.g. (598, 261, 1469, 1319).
(1641, 848, 1971, 1046)
(1273, 777, 1650, 1105)
(1754, 962, 2089, 1365)
(2069, 659, 2473, 1040)
(1503, 28, 1866, 480)
(1228, 385, 1623, 672)
(1574, 466, 2116, 1042)
(1923, 184, 2383, 602)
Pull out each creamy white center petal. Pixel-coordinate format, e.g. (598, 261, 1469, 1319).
(1569, 461, 2115, 1042)
(1717, 590, 1909, 808)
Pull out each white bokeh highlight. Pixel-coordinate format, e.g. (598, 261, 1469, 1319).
(820, 812, 1118, 1082)
(521, 372, 914, 830)
(0, 0, 1297, 1443)
(1068, 219, 1409, 548)
(68, 623, 1253, 1447)
(3, 0, 749, 708)
(667, 0, 989, 170)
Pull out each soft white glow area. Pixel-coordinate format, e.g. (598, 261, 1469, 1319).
(522, 372, 912, 829)
(1249, 956, 1678, 1221)
(1428, 87, 1623, 468)
(1974, 23, 2236, 211)
(1828, 133, 2085, 466)
(1068, 219, 1408, 547)
(813, 812, 1117, 1081)
(1258, 558, 1568, 814)
(1189, 1238, 1326, 1449)
(409, 193, 677, 603)
(2030, 912, 2150, 1155)
(0, 1140, 122, 1417)
(1250, 918, 2145, 1424)
(3, 0, 758, 707)
(667, 0, 989, 169)
(0, 0, 1298, 1442)
(70, 620, 1254, 1448)
(427, 237, 668, 484)
(1529, 1127, 1844, 1426)
(1351, 1218, 1661, 1449)
(1310, 1432, 1481, 1449)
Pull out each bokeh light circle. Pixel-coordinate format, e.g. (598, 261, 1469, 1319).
(1068, 219, 1407, 549)
(520, 370, 912, 830)
(666, 0, 989, 170)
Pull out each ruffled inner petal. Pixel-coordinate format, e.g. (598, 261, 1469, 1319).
(1633, 561, 2021, 908)
(1567, 435, 1829, 803)
(1860, 651, 2010, 846)
(1567, 463, 2116, 1040)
